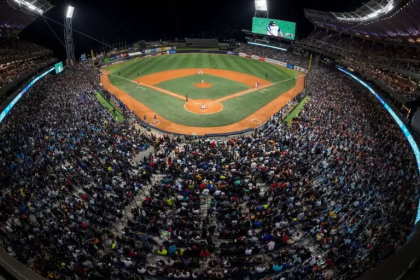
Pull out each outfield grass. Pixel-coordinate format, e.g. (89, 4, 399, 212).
(156, 74, 250, 100)
(103, 58, 141, 73)
(115, 54, 298, 82)
(96, 92, 125, 121)
(176, 47, 220, 51)
(109, 74, 296, 127)
(284, 96, 310, 125)
(108, 54, 299, 127)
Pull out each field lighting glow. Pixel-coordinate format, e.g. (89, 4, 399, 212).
(13, 0, 44, 14)
(255, 0, 267, 11)
(66, 6, 74, 18)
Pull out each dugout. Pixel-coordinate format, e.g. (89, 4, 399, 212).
(185, 38, 218, 48)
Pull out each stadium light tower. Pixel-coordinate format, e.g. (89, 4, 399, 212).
(254, 0, 268, 18)
(64, 6, 76, 66)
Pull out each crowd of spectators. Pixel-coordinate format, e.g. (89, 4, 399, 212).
(299, 29, 420, 72)
(0, 55, 57, 90)
(342, 60, 420, 101)
(0, 51, 417, 280)
(0, 38, 52, 62)
(188, 28, 243, 42)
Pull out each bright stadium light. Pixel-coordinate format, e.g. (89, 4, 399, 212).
(335, 0, 395, 22)
(66, 6, 74, 18)
(255, 0, 267, 11)
(13, 0, 44, 14)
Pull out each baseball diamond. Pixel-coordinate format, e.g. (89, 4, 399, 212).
(101, 53, 304, 135)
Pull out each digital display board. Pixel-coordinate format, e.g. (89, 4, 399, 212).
(252, 17, 296, 40)
(54, 62, 64, 74)
(0, 67, 54, 124)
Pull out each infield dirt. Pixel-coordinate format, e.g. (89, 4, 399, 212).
(101, 69, 305, 135)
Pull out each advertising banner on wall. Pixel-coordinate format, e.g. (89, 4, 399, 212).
(239, 53, 246, 57)
(294, 66, 309, 73)
(258, 57, 265, 62)
(128, 52, 142, 57)
(145, 49, 151, 54)
(156, 48, 161, 52)
(251, 55, 259, 60)
(168, 50, 177, 54)
(121, 53, 128, 58)
(265, 58, 287, 67)
(287, 63, 295, 69)
(265, 58, 279, 64)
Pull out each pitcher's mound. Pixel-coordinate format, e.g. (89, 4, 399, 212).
(195, 82, 212, 88)
(184, 99, 223, 115)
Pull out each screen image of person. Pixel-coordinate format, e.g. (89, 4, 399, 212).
(267, 21, 283, 38)
(252, 17, 296, 40)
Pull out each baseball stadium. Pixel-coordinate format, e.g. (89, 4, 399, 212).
(1, 0, 420, 280)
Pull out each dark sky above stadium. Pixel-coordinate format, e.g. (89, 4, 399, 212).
(19, 0, 366, 59)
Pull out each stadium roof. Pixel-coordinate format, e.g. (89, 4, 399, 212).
(0, 0, 53, 36)
(305, 0, 420, 44)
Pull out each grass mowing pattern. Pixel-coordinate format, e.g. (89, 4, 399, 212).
(103, 58, 141, 73)
(116, 54, 298, 82)
(284, 96, 310, 125)
(109, 75, 296, 127)
(108, 54, 299, 127)
(175, 47, 221, 51)
(156, 74, 250, 100)
(96, 92, 125, 121)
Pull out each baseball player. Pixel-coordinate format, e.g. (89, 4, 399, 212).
(267, 21, 283, 38)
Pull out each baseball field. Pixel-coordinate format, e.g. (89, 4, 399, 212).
(101, 53, 305, 135)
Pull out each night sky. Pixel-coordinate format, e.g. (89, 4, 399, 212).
(19, 0, 367, 59)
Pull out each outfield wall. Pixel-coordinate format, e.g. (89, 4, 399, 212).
(101, 48, 310, 74)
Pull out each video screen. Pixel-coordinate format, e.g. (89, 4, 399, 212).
(252, 17, 296, 40)
(55, 62, 64, 74)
